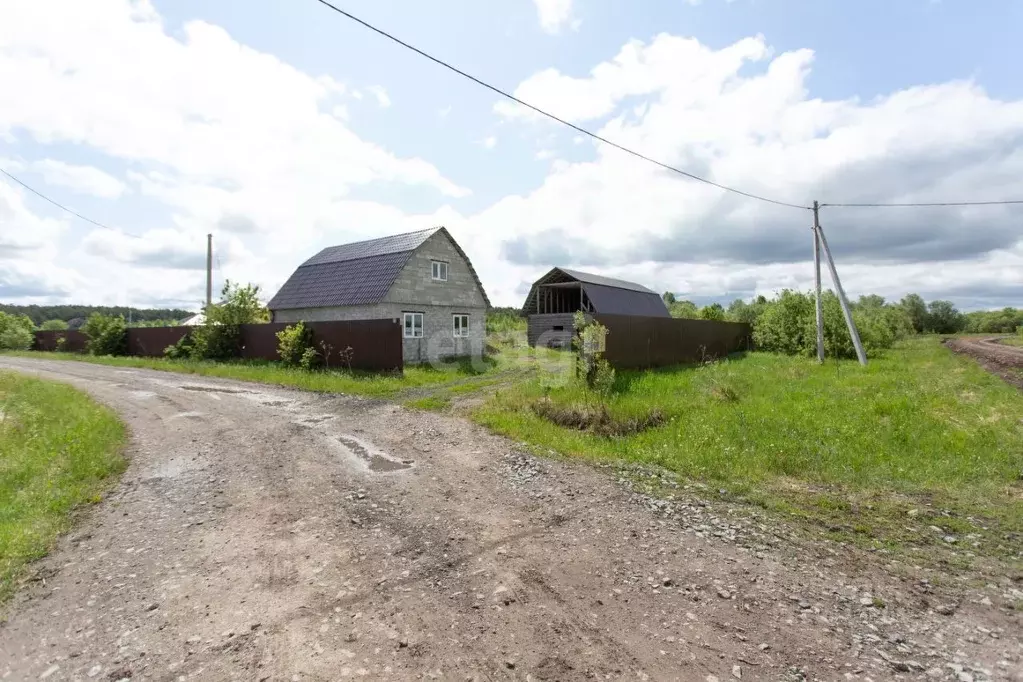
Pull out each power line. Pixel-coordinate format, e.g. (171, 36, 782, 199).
(0, 167, 142, 238)
(821, 199, 1023, 208)
(310, 0, 812, 211)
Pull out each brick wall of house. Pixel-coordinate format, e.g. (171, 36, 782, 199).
(272, 231, 488, 364)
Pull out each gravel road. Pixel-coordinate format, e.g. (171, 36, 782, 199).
(1, 357, 1020, 681)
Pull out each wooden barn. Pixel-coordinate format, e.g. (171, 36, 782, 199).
(521, 267, 669, 348)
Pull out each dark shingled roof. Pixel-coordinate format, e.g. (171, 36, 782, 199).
(268, 227, 490, 311)
(555, 268, 658, 295)
(522, 267, 670, 318)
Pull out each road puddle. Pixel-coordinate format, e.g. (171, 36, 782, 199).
(337, 434, 412, 473)
(180, 385, 253, 394)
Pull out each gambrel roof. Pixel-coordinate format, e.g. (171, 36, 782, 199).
(268, 227, 490, 310)
(522, 267, 670, 317)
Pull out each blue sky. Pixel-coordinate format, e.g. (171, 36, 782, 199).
(2, 0, 1022, 311)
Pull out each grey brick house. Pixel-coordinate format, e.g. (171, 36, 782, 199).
(268, 227, 490, 364)
(522, 267, 669, 347)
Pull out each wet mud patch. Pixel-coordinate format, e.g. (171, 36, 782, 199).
(531, 398, 665, 437)
(180, 385, 253, 395)
(337, 434, 413, 473)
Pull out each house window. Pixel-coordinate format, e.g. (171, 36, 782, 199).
(431, 261, 448, 281)
(453, 314, 469, 338)
(403, 312, 424, 338)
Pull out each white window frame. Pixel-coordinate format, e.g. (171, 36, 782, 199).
(431, 260, 448, 281)
(453, 313, 469, 338)
(403, 312, 424, 338)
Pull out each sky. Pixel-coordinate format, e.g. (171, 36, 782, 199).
(1, 0, 1022, 313)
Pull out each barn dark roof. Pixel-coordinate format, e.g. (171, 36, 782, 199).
(268, 227, 490, 310)
(522, 267, 669, 318)
(555, 268, 658, 294)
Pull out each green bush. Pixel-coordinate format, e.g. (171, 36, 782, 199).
(187, 281, 267, 361)
(81, 313, 127, 356)
(188, 324, 240, 361)
(0, 312, 34, 350)
(299, 346, 320, 371)
(753, 290, 813, 356)
(163, 334, 193, 359)
(753, 290, 910, 359)
(39, 319, 68, 331)
(699, 303, 726, 321)
(276, 322, 314, 368)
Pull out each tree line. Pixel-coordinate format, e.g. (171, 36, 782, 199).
(662, 290, 1022, 359)
(0, 304, 193, 327)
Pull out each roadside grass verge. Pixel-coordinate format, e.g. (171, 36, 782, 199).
(475, 337, 1023, 566)
(0, 351, 503, 400)
(0, 372, 126, 602)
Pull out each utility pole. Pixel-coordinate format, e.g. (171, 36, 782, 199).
(815, 207, 867, 366)
(812, 202, 824, 363)
(206, 233, 213, 311)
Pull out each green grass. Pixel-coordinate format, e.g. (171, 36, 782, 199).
(475, 337, 1023, 563)
(1000, 336, 1023, 347)
(0, 372, 126, 601)
(1, 351, 499, 400)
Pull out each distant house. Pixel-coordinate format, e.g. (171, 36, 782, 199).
(268, 227, 490, 364)
(180, 312, 205, 326)
(522, 267, 669, 348)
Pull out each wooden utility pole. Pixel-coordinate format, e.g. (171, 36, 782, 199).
(815, 209, 867, 366)
(812, 202, 824, 363)
(206, 233, 213, 310)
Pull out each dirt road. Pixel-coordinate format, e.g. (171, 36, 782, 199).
(945, 338, 1023, 390)
(1, 358, 1019, 681)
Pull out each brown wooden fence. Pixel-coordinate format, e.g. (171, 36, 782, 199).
(33, 319, 403, 371)
(593, 314, 752, 369)
(33, 330, 88, 353)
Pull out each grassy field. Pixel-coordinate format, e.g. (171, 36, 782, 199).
(0, 351, 507, 400)
(475, 337, 1023, 562)
(1000, 336, 1023, 347)
(0, 372, 126, 601)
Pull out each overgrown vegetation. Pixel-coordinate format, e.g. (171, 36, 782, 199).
(82, 313, 127, 356)
(0, 371, 126, 601)
(573, 311, 615, 396)
(486, 307, 526, 334)
(475, 336, 1023, 561)
(168, 281, 268, 361)
(276, 322, 315, 368)
(190, 283, 256, 360)
(39, 319, 68, 331)
(663, 289, 983, 340)
(532, 398, 665, 437)
(0, 312, 34, 351)
(752, 290, 911, 359)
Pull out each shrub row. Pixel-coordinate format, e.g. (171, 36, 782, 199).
(752, 290, 912, 359)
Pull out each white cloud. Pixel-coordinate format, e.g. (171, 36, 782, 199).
(367, 85, 391, 108)
(33, 159, 127, 198)
(1, 1, 1021, 313)
(533, 0, 576, 34)
(0, 178, 80, 299)
(535, 149, 555, 160)
(474, 33, 1023, 307)
(0, 1, 466, 199)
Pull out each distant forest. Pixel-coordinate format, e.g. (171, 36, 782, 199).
(0, 304, 194, 326)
